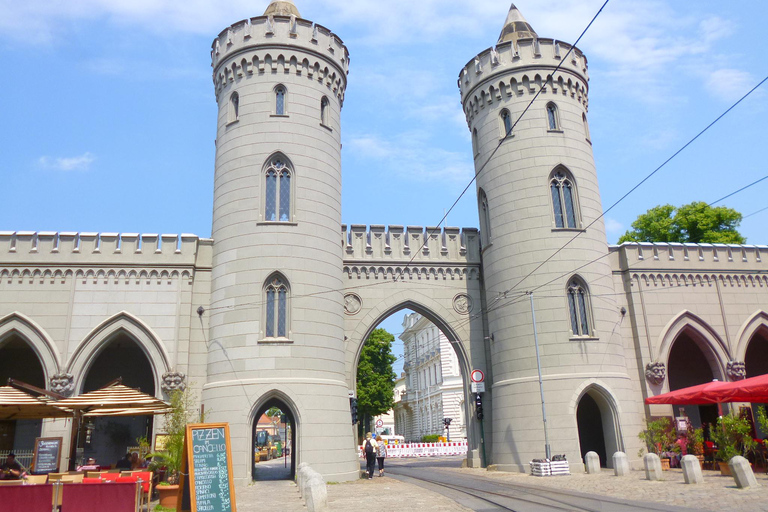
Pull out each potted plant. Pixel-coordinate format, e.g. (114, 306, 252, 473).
(638, 417, 676, 470)
(149, 387, 203, 510)
(710, 413, 756, 476)
(687, 427, 705, 467)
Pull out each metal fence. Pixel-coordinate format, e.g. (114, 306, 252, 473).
(0, 449, 34, 470)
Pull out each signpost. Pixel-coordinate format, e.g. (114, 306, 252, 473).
(32, 437, 62, 474)
(470, 369, 487, 466)
(177, 423, 237, 512)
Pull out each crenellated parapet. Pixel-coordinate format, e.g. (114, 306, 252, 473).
(341, 225, 481, 263)
(611, 242, 768, 289)
(0, 231, 212, 268)
(458, 38, 588, 126)
(211, 14, 349, 106)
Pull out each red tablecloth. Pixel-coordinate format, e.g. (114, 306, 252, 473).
(0, 484, 53, 512)
(60, 482, 136, 512)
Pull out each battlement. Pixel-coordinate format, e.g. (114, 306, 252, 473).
(0, 231, 212, 267)
(458, 38, 589, 125)
(341, 225, 481, 264)
(610, 242, 768, 273)
(211, 15, 349, 105)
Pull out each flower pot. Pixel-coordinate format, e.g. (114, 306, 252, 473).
(660, 457, 671, 471)
(718, 462, 731, 476)
(158, 484, 180, 509)
(695, 455, 704, 467)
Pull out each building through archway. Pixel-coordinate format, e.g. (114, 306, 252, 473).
(78, 333, 156, 468)
(252, 398, 296, 481)
(0, 334, 46, 454)
(745, 328, 768, 436)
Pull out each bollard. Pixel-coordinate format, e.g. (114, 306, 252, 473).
(584, 451, 601, 474)
(644, 453, 662, 481)
(612, 452, 630, 476)
(305, 473, 330, 512)
(297, 463, 310, 497)
(681, 455, 703, 484)
(729, 456, 759, 489)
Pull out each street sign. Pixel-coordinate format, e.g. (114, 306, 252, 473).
(470, 369, 484, 383)
(376, 419, 384, 428)
(471, 382, 486, 393)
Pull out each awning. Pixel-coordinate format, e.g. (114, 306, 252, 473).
(645, 375, 768, 405)
(0, 386, 72, 420)
(55, 383, 171, 416)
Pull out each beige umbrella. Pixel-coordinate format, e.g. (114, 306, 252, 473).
(0, 386, 72, 420)
(56, 383, 171, 416)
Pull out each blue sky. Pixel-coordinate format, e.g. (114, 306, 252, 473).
(1, 0, 767, 375)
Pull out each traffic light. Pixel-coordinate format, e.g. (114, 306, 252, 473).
(475, 393, 484, 420)
(350, 397, 358, 424)
(443, 418, 452, 428)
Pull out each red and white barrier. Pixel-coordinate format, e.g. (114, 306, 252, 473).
(358, 441, 468, 458)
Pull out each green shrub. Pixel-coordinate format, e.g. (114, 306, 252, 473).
(710, 413, 757, 462)
(421, 434, 440, 443)
(638, 417, 676, 456)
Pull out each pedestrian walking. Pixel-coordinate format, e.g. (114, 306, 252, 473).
(377, 438, 387, 476)
(363, 432, 378, 479)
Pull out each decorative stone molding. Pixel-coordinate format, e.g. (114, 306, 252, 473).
(161, 371, 187, 394)
(0, 268, 193, 286)
(453, 294, 473, 315)
(343, 293, 362, 315)
(727, 360, 747, 381)
(645, 362, 666, 386)
(50, 373, 75, 397)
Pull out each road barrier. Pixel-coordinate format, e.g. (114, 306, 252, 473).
(358, 441, 468, 458)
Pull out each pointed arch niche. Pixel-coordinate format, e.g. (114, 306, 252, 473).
(572, 382, 623, 468)
(0, 312, 60, 385)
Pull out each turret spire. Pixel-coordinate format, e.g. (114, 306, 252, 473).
(498, 3, 537, 44)
(263, 0, 301, 17)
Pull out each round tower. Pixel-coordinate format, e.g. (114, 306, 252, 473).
(205, 0, 358, 482)
(459, 5, 639, 471)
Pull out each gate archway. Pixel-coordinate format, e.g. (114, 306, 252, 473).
(575, 386, 621, 468)
(251, 393, 298, 481)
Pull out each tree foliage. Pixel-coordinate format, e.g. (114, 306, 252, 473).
(618, 202, 746, 244)
(356, 328, 397, 430)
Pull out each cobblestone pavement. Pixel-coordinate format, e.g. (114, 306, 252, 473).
(444, 466, 768, 512)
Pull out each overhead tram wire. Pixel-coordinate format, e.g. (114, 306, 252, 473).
(708, 174, 768, 206)
(744, 205, 768, 219)
(498, 73, 768, 299)
(391, 0, 612, 288)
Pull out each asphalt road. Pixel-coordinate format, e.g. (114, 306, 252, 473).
(383, 457, 702, 512)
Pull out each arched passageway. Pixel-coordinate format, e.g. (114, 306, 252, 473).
(79, 333, 156, 468)
(668, 331, 719, 436)
(576, 387, 619, 468)
(745, 330, 768, 437)
(0, 334, 45, 453)
(252, 398, 296, 481)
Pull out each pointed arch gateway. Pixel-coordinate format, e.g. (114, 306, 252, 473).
(572, 382, 623, 468)
(0, 312, 61, 384)
(250, 390, 299, 481)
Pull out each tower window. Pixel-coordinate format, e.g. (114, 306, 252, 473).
(550, 169, 579, 229)
(546, 102, 560, 131)
(472, 129, 479, 156)
(264, 156, 292, 222)
(567, 277, 592, 337)
(583, 113, 591, 142)
(320, 96, 329, 126)
(275, 85, 286, 115)
(500, 109, 513, 138)
(265, 274, 289, 339)
(228, 92, 239, 123)
(478, 188, 492, 247)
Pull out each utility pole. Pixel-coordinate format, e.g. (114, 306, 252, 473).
(529, 292, 551, 460)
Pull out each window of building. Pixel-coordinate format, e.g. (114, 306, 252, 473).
(264, 156, 292, 222)
(275, 85, 286, 115)
(583, 112, 591, 142)
(546, 102, 560, 131)
(320, 96, 329, 126)
(500, 109, 513, 138)
(478, 188, 492, 247)
(550, 169, 579, 229)
(228, 92, 239, 123)
(472, 128, 479, 156)
(264, 273, 289, 339)
(567, 277, 592, 337)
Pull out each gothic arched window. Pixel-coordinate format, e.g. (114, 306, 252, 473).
(550, 168, 579, 229)
(500, 109, 513, 138)
(320, 96, 329, 126)
(275, 85, 286, 115)
(264, 156, 292, 222)
(229, 92, 239, 123)
(583, 112, 591, 142)
(265, 274, 289, 338)
(472, 129, 479, 156)
(567, 277, 592, 337)
(546, 102, 560, 131)
(478, 188, 492, 247)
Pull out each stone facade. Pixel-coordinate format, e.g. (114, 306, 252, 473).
(3, 1, 768, 482)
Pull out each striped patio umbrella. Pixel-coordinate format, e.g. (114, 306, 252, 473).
(0, 386, 73, 420)
(56, 383, 171, 416)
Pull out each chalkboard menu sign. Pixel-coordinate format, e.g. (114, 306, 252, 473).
(177, 423, 237, 512)
(32, 437, 63, 474)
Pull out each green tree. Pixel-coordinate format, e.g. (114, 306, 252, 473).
(619, 202, 745, 244)
(356, 328, 397, 438)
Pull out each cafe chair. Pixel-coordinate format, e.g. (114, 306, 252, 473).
(101, 472, 120, 482)
(24, 474, 48, 484)
(46, 473, 68, 482)
(82, 477, 103, 484)
(60, 474, 84, 483)
(0, 480, 23, 486)
(86, 471, 103, 478)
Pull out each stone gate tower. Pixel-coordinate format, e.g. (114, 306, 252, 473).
(205, 0, 358, 482)
(459, 5, 639, 471)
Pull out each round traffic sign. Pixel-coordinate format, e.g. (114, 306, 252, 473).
(376, 419, 383, 428)
(470, 369, 485, 383)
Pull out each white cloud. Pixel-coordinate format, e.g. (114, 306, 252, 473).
(37, 152, 96, 171)
(706, 68, 756, 102)
(604, 217, 624, 235)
